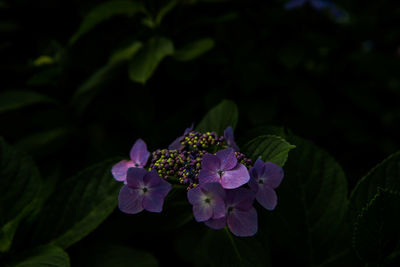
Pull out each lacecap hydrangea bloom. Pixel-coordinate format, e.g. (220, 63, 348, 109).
(111, 126, 284, 237)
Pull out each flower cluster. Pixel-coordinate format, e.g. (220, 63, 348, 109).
(111, 126, 284, 237)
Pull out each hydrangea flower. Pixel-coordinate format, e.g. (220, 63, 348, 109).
(284, 0, 346, 20)
(168, 125, 194, 150)
(204, 188, 258, 237)
(198, 148, 250, 189)
(111, 139, 150, 182)
(248, 159, 284, 210)
(187, 182, 226, 222)
(224, 126, 239, 151)
(118, 168, 171, 214)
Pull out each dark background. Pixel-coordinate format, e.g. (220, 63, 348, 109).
(1, 0, 399, 266)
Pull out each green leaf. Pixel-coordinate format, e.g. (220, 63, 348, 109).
(0, 138, 42, 252)
(155, 0, 178, 26)
(73, 243, 158, 267)
(69, 0, 144, 44)
(0, 90, 55, 114)
(12, 245, 70, 267)
(15, 127, 71, 158)
(242, 135, 296, 167)
(349, 151, 400, 222)
(353, 188, 400, 264)
(128, 37, 174, 84)
(267, 134, 348, 265)
(196, 229, 271, 267)
(31, 158, 121, 249)
(109, 41, 143, 64)
(173, 38, 215, 61)
(196, 100, 239, 135)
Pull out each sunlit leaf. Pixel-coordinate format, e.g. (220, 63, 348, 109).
(243, 134, 296, 166)
(128, 37, 174, 84)
(173, 38, 215, 61)
(196, 99, 239, 136)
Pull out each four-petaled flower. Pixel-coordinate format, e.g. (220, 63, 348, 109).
(205, 188, 258, 237)
(248, 159, 284, 210)
(198, 148, 250, 189)
(111, 139, 150, 183)
(187, 182, 226, 222)
(224, 126, 240, 151)
(118, 168, 171, 214)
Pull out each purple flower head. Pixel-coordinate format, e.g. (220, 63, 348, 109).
(112, 139, 150, 182)
(187, 182, 226, 222)
(118, 168, 172, 214)
(168, 124, 194, 150)
(198, 148, 250, 189)
(204, 188, 258, 237)
(248, 158, 284, 210)
(224, 126, 240, 151)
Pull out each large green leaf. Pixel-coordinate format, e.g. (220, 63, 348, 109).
(12, 245, 70, 267)
(0, 90, 55, 114)
(0, 138, 42, 252)
(69, 0, 144, 44)
(196, 100, 239, 136)
(242, 134, 296, 167)
(353, 188, 400, 264)
(173, 38, 215, 61)
(349, 151, 400, 222)
(32, 158, 121, 249)
(195, 228, 270, 267)
(73, 243, 158, 267)
(267, 134, 348, 265)
(128, 37, 174, 84)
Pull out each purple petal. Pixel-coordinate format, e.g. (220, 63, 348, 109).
(202, 182, 226, 200)
(227, 207, 258, 237)
(198, 170, 220, 185)
(212, 197, 226, 219)
(184, 124, 194, 134)
(168, 136, 184, 150)
(250, 158, 265, 180)
(201, 154, 221, 171)
(216, 148, 237, 171)
(143, 170, 162, 187)
(262, 162, 284, 189)
(284, 0, 307, 9)
(204, 216, 226, 230)
(142, 179, 171, 212)
(193, 203, 213, 222)
(118, 185, 144, 214)
(129, 139, 150, 167)
(310, 0, 329, 10)
(226, 188, 255, 211)
(256, 186, 278, 211)
(220, 163, 250, 189)
(224, 126, 240, 151)
(126, 167, 147, 188)
(248, 176, 259, 193)
(187, 186, 203, 205)
(111, 160, 135, 182)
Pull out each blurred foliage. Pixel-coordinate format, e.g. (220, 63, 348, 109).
(0, 0, 400, 266)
